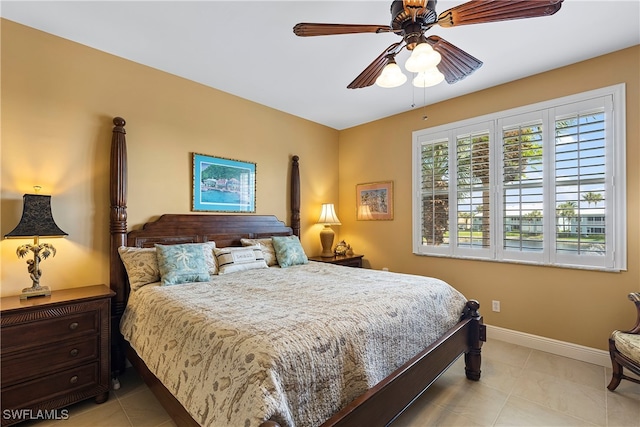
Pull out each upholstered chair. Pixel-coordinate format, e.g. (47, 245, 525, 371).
(607, 292, 640, 390)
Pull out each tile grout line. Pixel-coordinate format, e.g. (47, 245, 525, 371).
(114, 385, 138, 427)
(489, 347, 533, 426)
(514, 349, 606, 426)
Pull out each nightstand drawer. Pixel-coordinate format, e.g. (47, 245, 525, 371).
(1, 336, 99, 386)
(1, 362, 99, 409)
(2, 311, 99, 352)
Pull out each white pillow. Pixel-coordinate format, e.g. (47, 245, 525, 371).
(240, 238, 277, 266)
(200, 241, 217, 275)
(118, 246, 160, 290)
(214, 246, 268, 275)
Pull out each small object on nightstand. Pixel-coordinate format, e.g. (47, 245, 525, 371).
(309, 253, 364, 268)
(334, 240, 349, 256)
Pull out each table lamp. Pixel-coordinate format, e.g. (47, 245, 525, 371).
(4, 191, 68, 299)
(357, 204, 373, 220)
(317, 203, 341, 258)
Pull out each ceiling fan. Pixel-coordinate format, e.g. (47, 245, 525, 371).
(293, 0, 564, 89)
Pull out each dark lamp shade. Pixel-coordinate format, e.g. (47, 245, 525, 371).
(4, 194, 68, 238)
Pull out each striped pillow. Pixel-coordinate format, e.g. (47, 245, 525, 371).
(214, 246, 268, 275)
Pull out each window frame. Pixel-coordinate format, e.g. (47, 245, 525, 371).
(412, 84, 626, 272)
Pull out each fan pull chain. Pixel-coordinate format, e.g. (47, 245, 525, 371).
(411, 82, 416, 108)
(410, 76, 428, 120)
(422, 84, 428, 121)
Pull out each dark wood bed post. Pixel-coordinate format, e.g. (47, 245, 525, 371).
(462, 300, 485, 381)
(110, 117, 128, 376)
(290, 155, 300, 238)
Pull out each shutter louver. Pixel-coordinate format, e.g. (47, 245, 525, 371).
(502, 121, 544, 253)
(555, 109, 606, 256)
(421, 142, 449, 247)
(456, 132, 491, 249)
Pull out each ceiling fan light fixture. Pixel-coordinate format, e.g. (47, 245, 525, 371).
(405, 42, 442, 73)
(375, 61, 407, 88)
(412, 67, 445, 87)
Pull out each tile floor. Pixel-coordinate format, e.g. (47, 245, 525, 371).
(20, 339, 640, 427)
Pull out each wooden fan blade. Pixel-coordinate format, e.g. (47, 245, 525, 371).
(426, 36, 483, 84)
(347, 42, 404, 89)
(437, 0, 563, 27)
(293, 23, 393, 37)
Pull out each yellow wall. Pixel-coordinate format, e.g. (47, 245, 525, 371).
(1, 20, 339, 296)
(338, 46, 640, 350)
(1, 19, 638, 351)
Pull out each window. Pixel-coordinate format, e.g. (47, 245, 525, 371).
(412, 84, 626, 271)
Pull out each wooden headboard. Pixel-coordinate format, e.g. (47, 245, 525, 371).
(108, 117, 301, 373)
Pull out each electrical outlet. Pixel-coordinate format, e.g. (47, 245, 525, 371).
(492, 300, 501, 312)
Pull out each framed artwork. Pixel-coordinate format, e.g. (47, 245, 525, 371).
(192, 153, 256, 212)
(356, 181, 394, 220)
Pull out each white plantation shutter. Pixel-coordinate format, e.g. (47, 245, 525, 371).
(413, 84, 626, 271)
(416, 135, 451, 256)
(552, 96, 614, 269)
(497, 112, 545, 264)
(454, 125, 493, 259)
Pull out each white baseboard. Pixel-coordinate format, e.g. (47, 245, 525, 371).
(486, 324, 611, 367)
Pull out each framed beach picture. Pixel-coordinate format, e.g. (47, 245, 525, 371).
(192, 153, 256, 212)
(356, 181, 394, 220)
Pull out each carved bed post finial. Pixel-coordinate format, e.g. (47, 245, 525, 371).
(110, 116, 128, 375)
(291, 155, 300, 237)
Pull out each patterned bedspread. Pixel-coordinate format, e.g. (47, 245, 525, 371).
(120, 262, 467, 427)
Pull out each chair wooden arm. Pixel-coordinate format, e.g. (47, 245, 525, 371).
(625, 292, 640, 334)
(607, 292, 640, 391)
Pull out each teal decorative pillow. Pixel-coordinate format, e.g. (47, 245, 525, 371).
(214, 246, 268, 275)
(271, 235, 308, 268)
(155, 244, 210, 286)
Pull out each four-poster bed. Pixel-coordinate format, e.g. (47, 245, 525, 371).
(108, 117, 485, 426)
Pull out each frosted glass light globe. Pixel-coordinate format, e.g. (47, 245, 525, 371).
(375, 62, 407, 88)
(405, 43, 442, 73)
(412, 68, 445, 87)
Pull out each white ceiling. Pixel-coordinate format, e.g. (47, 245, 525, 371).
(2, 1, 639, 130)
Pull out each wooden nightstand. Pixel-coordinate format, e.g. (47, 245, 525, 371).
(1, 285, 115, 426)
(309, 254, 364, 268)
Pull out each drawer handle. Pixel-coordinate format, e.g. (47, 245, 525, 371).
(69, 322, 79, 330)
(69, 375, 78, 384)
(69, 348, 79, 357)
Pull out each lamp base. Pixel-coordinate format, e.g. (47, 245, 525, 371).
(20, 285, 51, 300)
(319, 225, 335, 258)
